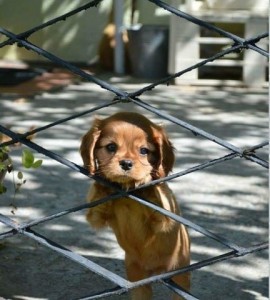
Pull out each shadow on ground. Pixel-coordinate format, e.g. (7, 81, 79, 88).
(0, 77, 268, 299)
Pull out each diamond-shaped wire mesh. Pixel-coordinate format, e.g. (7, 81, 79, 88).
(0, 1, 268, 299)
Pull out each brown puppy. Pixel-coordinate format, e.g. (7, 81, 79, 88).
(80, 112, 190, 299)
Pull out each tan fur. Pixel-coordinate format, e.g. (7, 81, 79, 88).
(80, 112, 190, 299)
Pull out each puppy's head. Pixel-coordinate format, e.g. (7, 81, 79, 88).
(80, 112, 174, 188)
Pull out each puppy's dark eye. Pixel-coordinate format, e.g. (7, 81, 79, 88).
(140, 147, 149, 155)
(106, 143, 117, 153)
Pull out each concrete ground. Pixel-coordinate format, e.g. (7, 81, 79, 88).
(0, 75, 268, 300)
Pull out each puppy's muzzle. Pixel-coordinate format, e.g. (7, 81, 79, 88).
(119, 159, 133, 171)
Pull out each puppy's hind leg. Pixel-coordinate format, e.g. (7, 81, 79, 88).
(125, 255, 152, 300)
(130, 285, 152, 300)
(171, 272, 191, 300)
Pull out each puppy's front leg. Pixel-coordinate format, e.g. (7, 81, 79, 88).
(125, 254, 152, 300)
(86, 183, 112, 229)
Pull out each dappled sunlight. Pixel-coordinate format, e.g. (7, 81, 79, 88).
(44, 223, 73, 232)
(0, 0, 268, 297)
(0, 80, 268, 299)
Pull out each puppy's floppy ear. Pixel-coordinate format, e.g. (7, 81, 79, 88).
(152, 126, 175, 178)
(80, 118, 102, 175)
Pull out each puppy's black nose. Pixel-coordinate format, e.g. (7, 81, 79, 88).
(119, 159, 133, 171)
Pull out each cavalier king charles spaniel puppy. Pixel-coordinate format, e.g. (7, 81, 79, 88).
(80, 112, 190, 299)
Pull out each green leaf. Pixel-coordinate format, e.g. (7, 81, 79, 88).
(0, 184, 7, 194)
(0, 163, 6, 172)
(17, 171, 24, 180)
(32, 160, 43, 169)
(22, 149, 34, 168)
(0, 146, 10, 154)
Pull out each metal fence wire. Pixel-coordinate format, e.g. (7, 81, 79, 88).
(0, 0, 268, 299)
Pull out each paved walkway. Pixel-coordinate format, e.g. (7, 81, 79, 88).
(0, 76, 268, 299)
